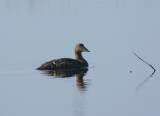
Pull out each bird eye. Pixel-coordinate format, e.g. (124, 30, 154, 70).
(79, 44, 84, 47)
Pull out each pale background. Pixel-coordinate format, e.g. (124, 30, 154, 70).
(0, 0, 160, 116)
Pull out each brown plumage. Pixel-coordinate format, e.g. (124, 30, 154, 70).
(37, 43, 90, 70)
(42, 68, 88, 78)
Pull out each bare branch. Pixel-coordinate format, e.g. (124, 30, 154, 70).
(133, 52, 156, 74)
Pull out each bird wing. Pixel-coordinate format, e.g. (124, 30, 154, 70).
(37, 58, 82, 70)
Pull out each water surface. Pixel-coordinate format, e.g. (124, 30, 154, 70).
(0, 0, 160, 116)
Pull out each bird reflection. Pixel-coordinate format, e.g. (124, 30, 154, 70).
(76, 70, 88, 91)
(41, 68, 89, 91)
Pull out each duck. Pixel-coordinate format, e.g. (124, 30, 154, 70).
(37, 43, 90, 70)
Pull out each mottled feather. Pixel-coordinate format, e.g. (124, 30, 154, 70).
(37, 58, 84, 70)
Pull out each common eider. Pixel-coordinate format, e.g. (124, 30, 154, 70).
(37, 43, 90, 70)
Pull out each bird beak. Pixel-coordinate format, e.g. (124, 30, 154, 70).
(84, 47, 90, 52)
(86, 49, 90, 52)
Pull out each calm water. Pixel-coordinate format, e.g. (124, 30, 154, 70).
(0, 0, 160, 116)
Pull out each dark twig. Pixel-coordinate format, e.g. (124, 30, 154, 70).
(133, 52, 156, 74)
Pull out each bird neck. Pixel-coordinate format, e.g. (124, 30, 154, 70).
(75, 51, 88, 67)
(75, 51, 85, 62)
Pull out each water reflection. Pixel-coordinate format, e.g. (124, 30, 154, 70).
(41, 68, 89, 91)
(136, 70, 156, 91)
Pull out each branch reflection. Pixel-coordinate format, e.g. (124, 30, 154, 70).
(136, 71, 156, 91)
(41, 68, 89, 91)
